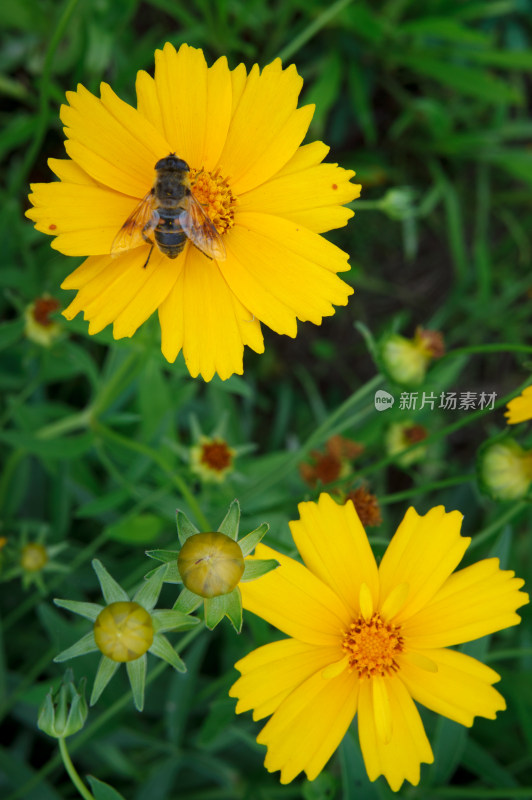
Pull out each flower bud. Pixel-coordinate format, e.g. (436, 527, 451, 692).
(386, 421, 428, 467)
(24, 296, 61, 346)
(380, 328, 444, 387)
(94, 602, 154, 662)
(38, 670, 87, 738)
(478, 439, 532, 500)
(178, 532, 245, 598)
(21, 542, 48, 572)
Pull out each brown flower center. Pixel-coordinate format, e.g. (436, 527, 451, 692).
(33, 297, 60, 327)
(191, 168, 236, 235)
(342, 613, 404, 679)
(200, 441, 233, 472)
(403, 424, 427, 445)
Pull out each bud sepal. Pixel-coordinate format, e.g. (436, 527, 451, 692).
(37, 669, 88, 739)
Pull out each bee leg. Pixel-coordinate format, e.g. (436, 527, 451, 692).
(142, 245, 154, 269)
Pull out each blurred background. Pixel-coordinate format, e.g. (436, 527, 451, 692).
(1, 1, 532, 798)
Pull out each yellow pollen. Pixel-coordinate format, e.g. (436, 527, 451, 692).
(190, 168, 236, 235)
(342, 612, 404, 679)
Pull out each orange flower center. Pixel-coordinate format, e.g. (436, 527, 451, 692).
(191, 168, 236, 235)
(33, 297, 60, 327)
(200, 440, 234, 472)
(342, 613, 404, 679)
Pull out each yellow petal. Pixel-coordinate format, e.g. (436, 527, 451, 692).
(135, 70, 165, 134)
(218, 59, 312, 194)
(48, 157, 98, 184)
(62, 247, 178, 337)
(61, 254, 114, 291)
(223, 212, 353, 335)
(505, 385, 532, 424)
(358, 677, 433, 791)
(158, 245, 262, 380)
(240, 543, 352, 646)
(230, 638, 340, 721)
(153, 42, 231, 169)
(403, 558, 528, 648)
(289, 494, 379, 616)
(372, 676, 393, 743)
(257, 666, 358, 783)
(239, 159, 360, 233)
(399, 647, 505, 726)
(61, 83, 171, 196)
(27, 181, 136, 256)
(378, 506, 469, 623)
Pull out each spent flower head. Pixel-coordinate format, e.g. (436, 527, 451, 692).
(24, 295, 62, 346)
(1, 527, 67, 591)
(380, 327, 444, 387)
(385, 421, 428, 468)
(230, 493, 528, 790)
(26, 42, 360, 380)
(146, 499, 277, 632)
(53, 559, 200, 710)
(300, 435, 364, 487)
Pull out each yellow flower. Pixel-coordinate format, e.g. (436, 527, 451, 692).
(26, 43, 360, 381)
(505, 385, 532, 424)
(24, 296, 61, 346)
(230, 493, 528, 791)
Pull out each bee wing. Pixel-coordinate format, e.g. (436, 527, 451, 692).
(179, 194, 226, 261)
(111, 191, 158, 256)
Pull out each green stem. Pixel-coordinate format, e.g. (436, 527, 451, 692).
(440, 343, 532, 360)
(36, 408, 92, 440)
(276, 0, 355, 61)
(468, 500, 530, 552)
(241, 375, 383, 501)
(486, 647, 532, 662)
(58, 738, 95, 800)
(11, 0, 80, 196)
(379, 475, 474, 505)
(359, 378, 532, 481)
(93, 421, 211, 530)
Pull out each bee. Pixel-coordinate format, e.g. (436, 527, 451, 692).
(111, 153, 226, 267)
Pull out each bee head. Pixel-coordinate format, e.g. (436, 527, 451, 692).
(155, 153, 190, 173)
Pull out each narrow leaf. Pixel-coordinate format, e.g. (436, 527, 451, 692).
(87, 776, 127, 800)
(54, 631, 98, 663)
(90, 656, 120, 706)
(242, 558, 279, 581)
(149, 635, 186, 672)
(176, 510, 200, 544)
(217, 499, 240, 540)
(223, 588, 243, 633)
(238, 523, 269, 556)
(126, 654, 146, 712)
(151, 609, 201, 633)
(173, 588, 202, 614)
(92, 560, 129, 604)
(53, 599, 103, 622)
(132, 563, 167, 611)
(145, 549, 180, 563)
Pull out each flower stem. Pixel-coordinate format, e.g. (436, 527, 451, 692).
(379, 475, 474, 505)
(276, 0, 355, 61)
(58, 738, 95, 800)
(92, 421, 211, 530)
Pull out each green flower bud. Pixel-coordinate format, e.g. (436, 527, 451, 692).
(178, 532, 245, 598)
(94, 601, 154, 662)
(38, 670, 87, 738)
(478, 439, 532, 500)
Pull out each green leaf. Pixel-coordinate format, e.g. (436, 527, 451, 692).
(242, 558, 278, 582)
(87, 775, 127, 800)
(0, 318, 24, 350)
(145, 549, 180, 563)
(54, 631, 99, 663)
(176, 509, 200, 544)
(92, 559, 129, 604)
(53, 599, 103, 622)
(151, 609, 201, 633)
(238, 522, 269, 556)
(126, 654, 146, 711)
(348, 62, 377, 146)
(203, 595, 226, 631)
(105, 514, 165, 545)
(223, 588, 242, 633)
(0, 430, 93, 459)
(217, 499, 240, 540)
(399, 17, 492, 44)
(132, 563, 167, 611)
(173, 587, 202, 614)
(149, 634, 186, 672)
(399, 55, 522, 104)
(90, 656, 120, 706)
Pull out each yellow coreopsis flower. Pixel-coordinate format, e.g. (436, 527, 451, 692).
(505, 385, 532, 424)
(230, 493, 528, 791)
(26, 43, 360, 381)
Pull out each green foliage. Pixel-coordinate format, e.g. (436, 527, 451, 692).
(1, 0, 532, 798)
